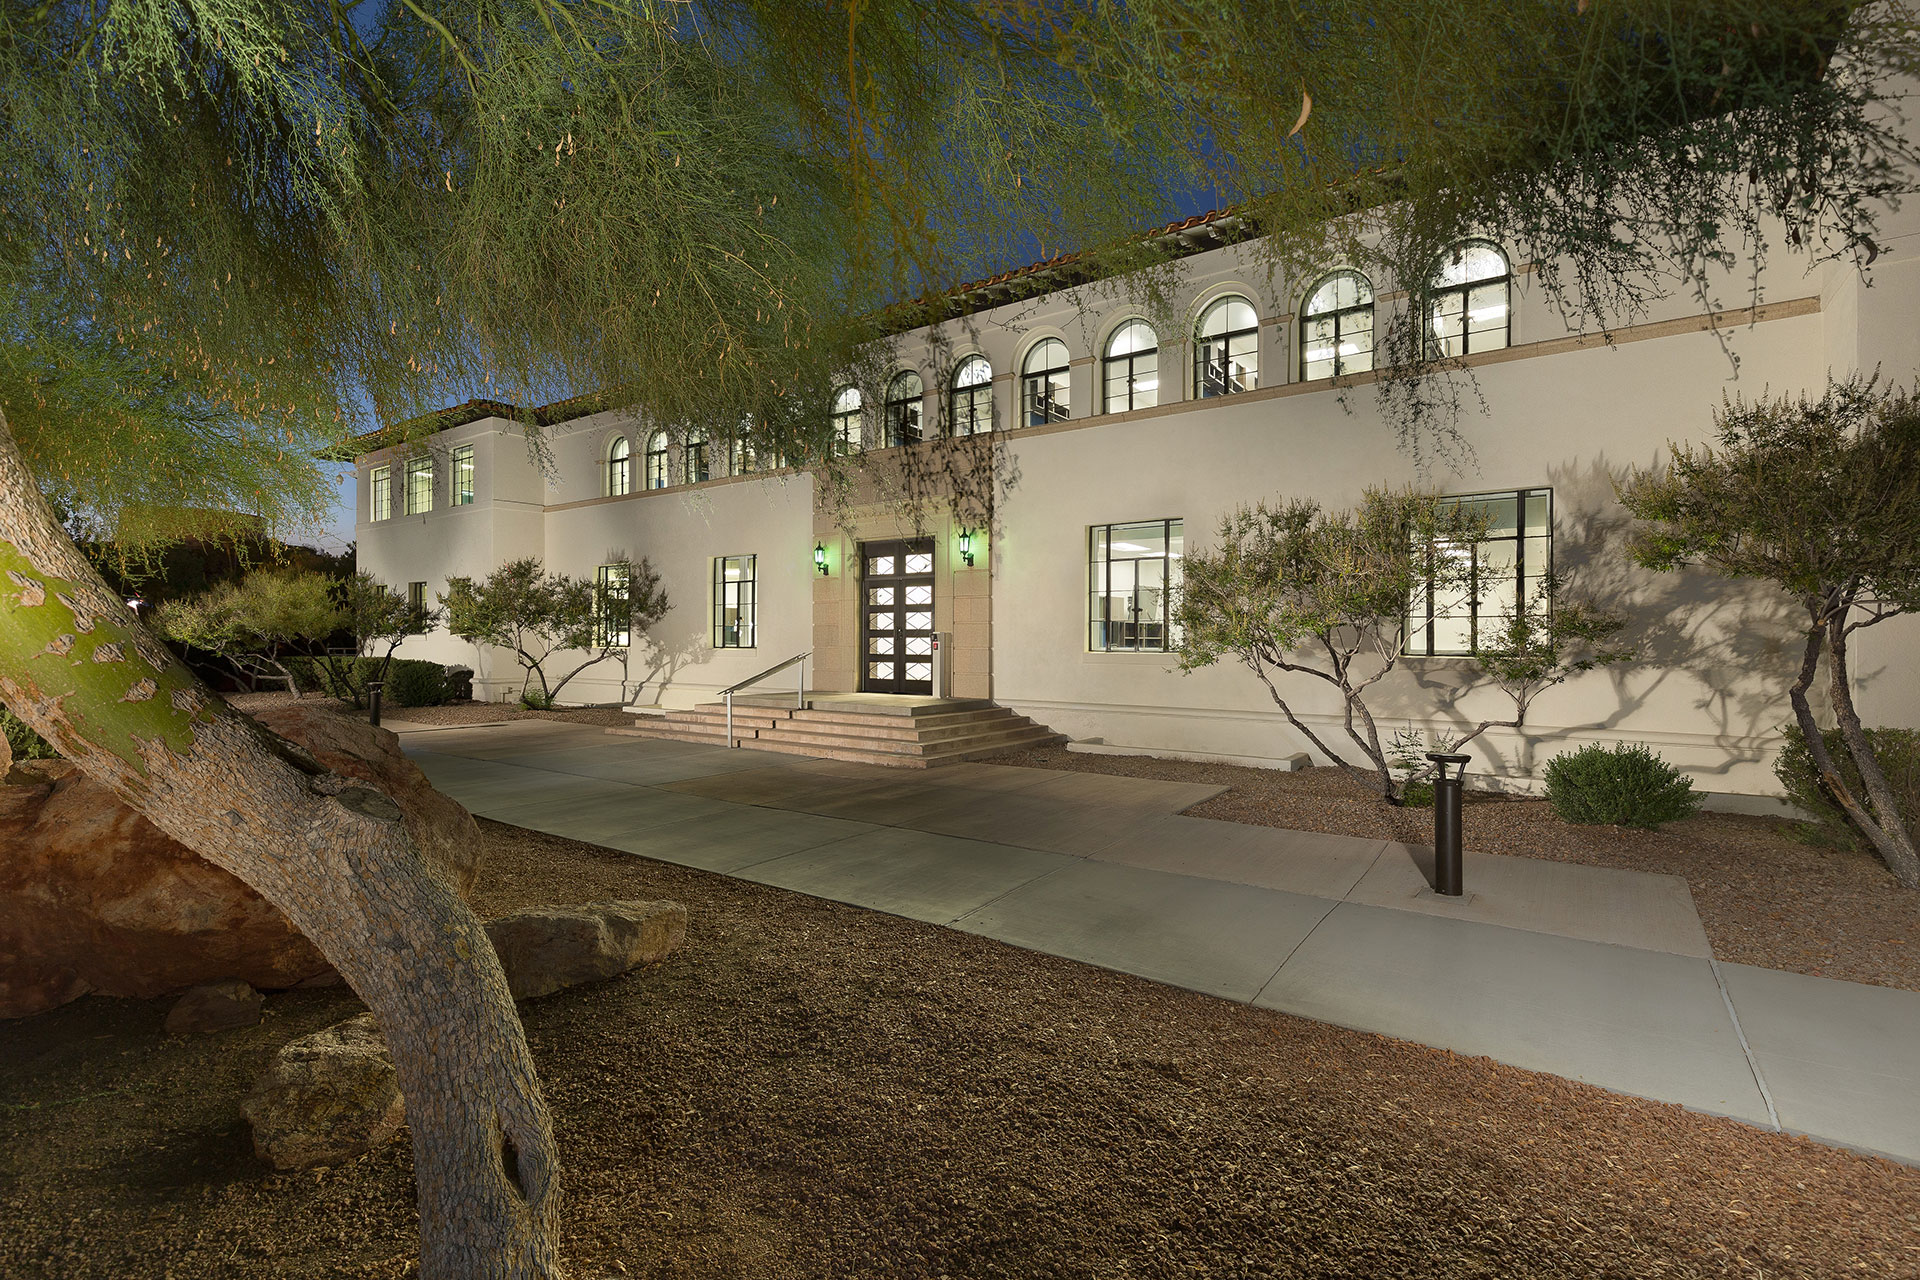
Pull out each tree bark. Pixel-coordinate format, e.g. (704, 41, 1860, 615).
(1785, 600, 1920, 890)
(0, 414, 564, 1278)
(1825, 602, 1920, 889)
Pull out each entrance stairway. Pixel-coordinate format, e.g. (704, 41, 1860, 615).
(612, 695, 1066, 768)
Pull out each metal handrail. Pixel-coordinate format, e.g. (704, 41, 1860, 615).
(721, 650, 811, 747)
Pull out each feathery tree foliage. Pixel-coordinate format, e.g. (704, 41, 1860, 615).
(5, 3, 1920, 1276)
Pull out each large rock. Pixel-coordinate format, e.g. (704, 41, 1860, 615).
(0, 702, 483, 1019)
(165, 979, 265, 1036)
(485, 899, 688, 1000)
(241, 1013, 405, 1170)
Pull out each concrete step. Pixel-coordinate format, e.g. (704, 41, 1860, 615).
(758, 717, 1044, 751)
(614, 724, 748, 747)
(787, 707, 1019, 733)
(742, 725, 1067, 768)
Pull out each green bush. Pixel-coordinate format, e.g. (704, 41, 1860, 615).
(1774, 723, 1920, 851)
(384, 659, 453, 708)
(1543, 742, 1702, 829)
(519, 688, 555, 710)
(2, 707, 57, 761)
(285, 656, 455, 708)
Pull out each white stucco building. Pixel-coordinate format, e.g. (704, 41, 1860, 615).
(351, 201, 1920, 800)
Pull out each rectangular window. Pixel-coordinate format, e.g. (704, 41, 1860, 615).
(596, 563, 631, 648)
(1406, 488, 1552, 656)
(712, 555, 756, 649)
(1089, 519, 1183, 652)
(407, 581, 426, 615)
(404, 455, 434, 515)
(369, 465, 391, 521)
(452, 445, 474, 506)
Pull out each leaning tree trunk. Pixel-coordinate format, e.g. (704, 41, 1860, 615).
(0, 415, 563, 1278)
(1825, 602, 1920, 889)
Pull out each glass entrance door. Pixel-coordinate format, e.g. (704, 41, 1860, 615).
(860, 538, 935, 694)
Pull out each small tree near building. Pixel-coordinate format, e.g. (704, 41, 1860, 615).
(1618, 378, 1920, 889)
(443, 557, 668, 707)
(1176, 491, 1632, 803)
(310, 572, 443, 708)
(153, 569, 342, 693)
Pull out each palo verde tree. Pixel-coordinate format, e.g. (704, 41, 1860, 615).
(1619, 377, 1920, 889)
(152, 567, 342, 693)
(443, 557, 668, 707)
(5, 3, 1920, 1276)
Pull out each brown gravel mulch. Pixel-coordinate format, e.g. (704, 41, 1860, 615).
(224, 691, 636, 729)
(3, 819, 1917, 1279)
(998, 748, 1920, 994)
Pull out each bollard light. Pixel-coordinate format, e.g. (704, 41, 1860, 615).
(1425, 751, 1472, 897)
(368, 680, 386, 728)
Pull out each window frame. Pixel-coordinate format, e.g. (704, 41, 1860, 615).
(1088, 517, 1184, 654)
(832, 386, 862, 455)
(645, 430, 670, 489)
(1193, 296, 1259, 398)
(1021, 338, 1071, 426)
(369, 465, 391, 521)
(949, 355, 994, 437)
(606, 435, 632, 496)
(407, 581, 427, 615)
(711, 554, 757, 650)
(884, 371, 923, 448)
(1102, 319, 1160, 414)
(1299, 269, 1377, 381)
(683, 428, 709, 484)
(403, 455, 433, 515)
(1424, 239, 1512, 360)
(451, 444, 475, 506)
(596, 563, 632, 648)
(1405, 487, 1553, 657)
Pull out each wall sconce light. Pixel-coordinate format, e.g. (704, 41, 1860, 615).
(958, 529, 975, 568)
(814, 542, 829, 576)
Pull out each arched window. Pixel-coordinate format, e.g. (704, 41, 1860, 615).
(1426, 240, 1510, 358)
(885, 371, 923, 447)
(1103, 319, 1159, 413)
(644, 430, 669, 489)
(831, 386, 862, 455)
(683, 427, 709, 484)
(1021, 338, 1070, 426)
(606, 435, 631, 496)
(950, 355, 994, 436)
(1194, 296, 1259, 397)
(1301, 270, 1376, 380)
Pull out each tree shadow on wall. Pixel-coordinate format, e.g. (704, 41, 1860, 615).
(627, 618, 707, 707)
(1411, 454, 1805, 781)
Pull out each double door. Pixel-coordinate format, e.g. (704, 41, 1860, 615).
(860, 538, 935, 694)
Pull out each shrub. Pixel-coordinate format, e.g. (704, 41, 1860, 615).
(2, 707, 57, 761)
(519, 688, 555, 711)
(384, 659, 454, 708)
(1543, 742, 1702, 829)
(1775, 723, 1920, 852)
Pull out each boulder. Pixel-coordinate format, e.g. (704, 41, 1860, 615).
(165, 979, 265, 1036)
(0, 702, 483, 1019)
(485, 899, 688, 1000)
(241, 1013, 405, 1170)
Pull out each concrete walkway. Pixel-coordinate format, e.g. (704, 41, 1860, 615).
(394, 718, 1920, 1167)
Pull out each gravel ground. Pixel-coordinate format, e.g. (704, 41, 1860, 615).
(1000, 748, 1920, 994)
(2, 819, 1916, 1279)
(225, 691, 636, 729)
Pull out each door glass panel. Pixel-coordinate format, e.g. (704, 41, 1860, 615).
(869, 611, 890, 632)
(869, 662, 892, 680)
(905, 585, 933, 605)
(869, 555, 895, 575)
(906, 611, 932, 630)
(906, 636, 932, 656)
(906, 663, 933, 682)
(871, 635, 895, 654)
(869, 587, 896, 606)
(904, 553, 933, 573)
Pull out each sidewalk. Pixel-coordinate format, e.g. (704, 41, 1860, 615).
(392, 717, 1920, 1167)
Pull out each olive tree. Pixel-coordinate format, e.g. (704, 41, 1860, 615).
(444, 557, 669, 707)
(1619, 378, 1920, 888)
(1175, 494, 1631, 802)
(309, 572, 443, 708)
